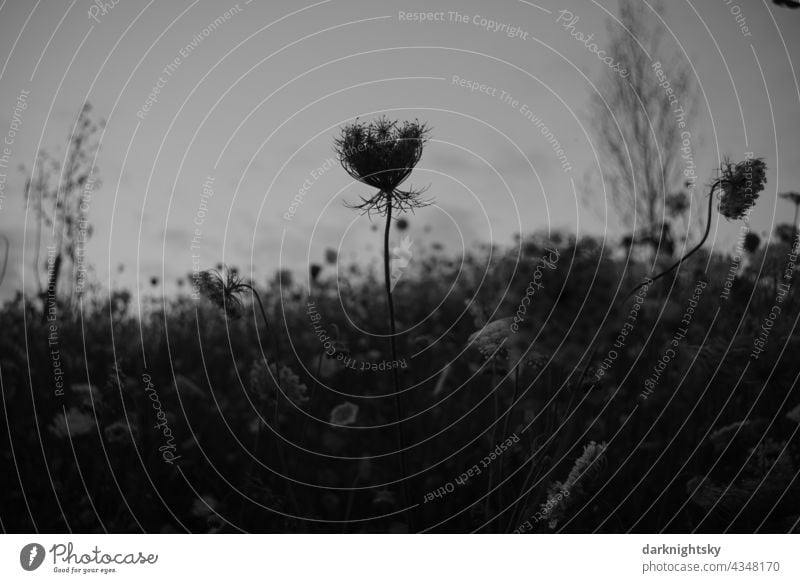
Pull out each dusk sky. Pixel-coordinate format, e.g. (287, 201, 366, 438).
(1, 0, 799, 300)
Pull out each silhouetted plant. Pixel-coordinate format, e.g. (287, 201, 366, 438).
(334, 117, 430, 531)
(628, 157, 767, 297)
(28, 104, 103, 301)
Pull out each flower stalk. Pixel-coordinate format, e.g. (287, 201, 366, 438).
(335, 117, 430, 532)
(627, 157, 766, 298)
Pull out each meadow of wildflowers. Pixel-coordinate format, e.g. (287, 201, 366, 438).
(3, 204, 800, 532)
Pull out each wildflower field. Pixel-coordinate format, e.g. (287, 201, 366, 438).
(3, 221, 800, 533)
(2, 0, 800, 544)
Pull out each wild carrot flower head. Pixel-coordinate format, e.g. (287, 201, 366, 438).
(545, 441, 608, 499)
(196, 266, 249, 319)
(248, 360, 309, 407)
(717, 157, 767, 220)
(548, 441, 608, 501)
(330, 401, 359, 426)
(334, 117, 430, 215)
(468, 317, 513, 360)
(49, 408, 96, 439)
(103, 419, 138, 445)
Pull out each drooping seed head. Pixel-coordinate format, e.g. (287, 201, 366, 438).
(717, 157, 767, 220)
(196, 265, 249, 319)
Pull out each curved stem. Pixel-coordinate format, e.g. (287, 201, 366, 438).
(626, 181, 720, 299)
(383, 192, 414, 532)
(0, 235, 9, 289)
(244, 284, 282, 372)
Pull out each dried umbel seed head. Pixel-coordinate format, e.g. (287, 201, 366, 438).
(467, 317, 513, 360)
(196, 266, 249, 319)
(335, 117, 430, 215)
(717, 157, 767, 220)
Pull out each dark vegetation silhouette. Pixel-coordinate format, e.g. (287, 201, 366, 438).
(2, 7, 800, 534)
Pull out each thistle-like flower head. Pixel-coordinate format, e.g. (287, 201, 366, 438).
(717, 157, 767, 220)
(196, 265, 249, 319)
(335, 116, 430, 215)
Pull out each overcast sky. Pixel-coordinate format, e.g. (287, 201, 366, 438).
(1, 0, 799, 299)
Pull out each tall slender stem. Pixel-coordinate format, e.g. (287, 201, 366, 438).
(484, 360, 498, 527)
(626, 181, 720, 299)
(383, 192, 414, 532)
(246, 284, 282, 372)
(496, 363, 520, 528)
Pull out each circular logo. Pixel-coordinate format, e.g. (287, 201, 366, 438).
(20, 543, 46, 571)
